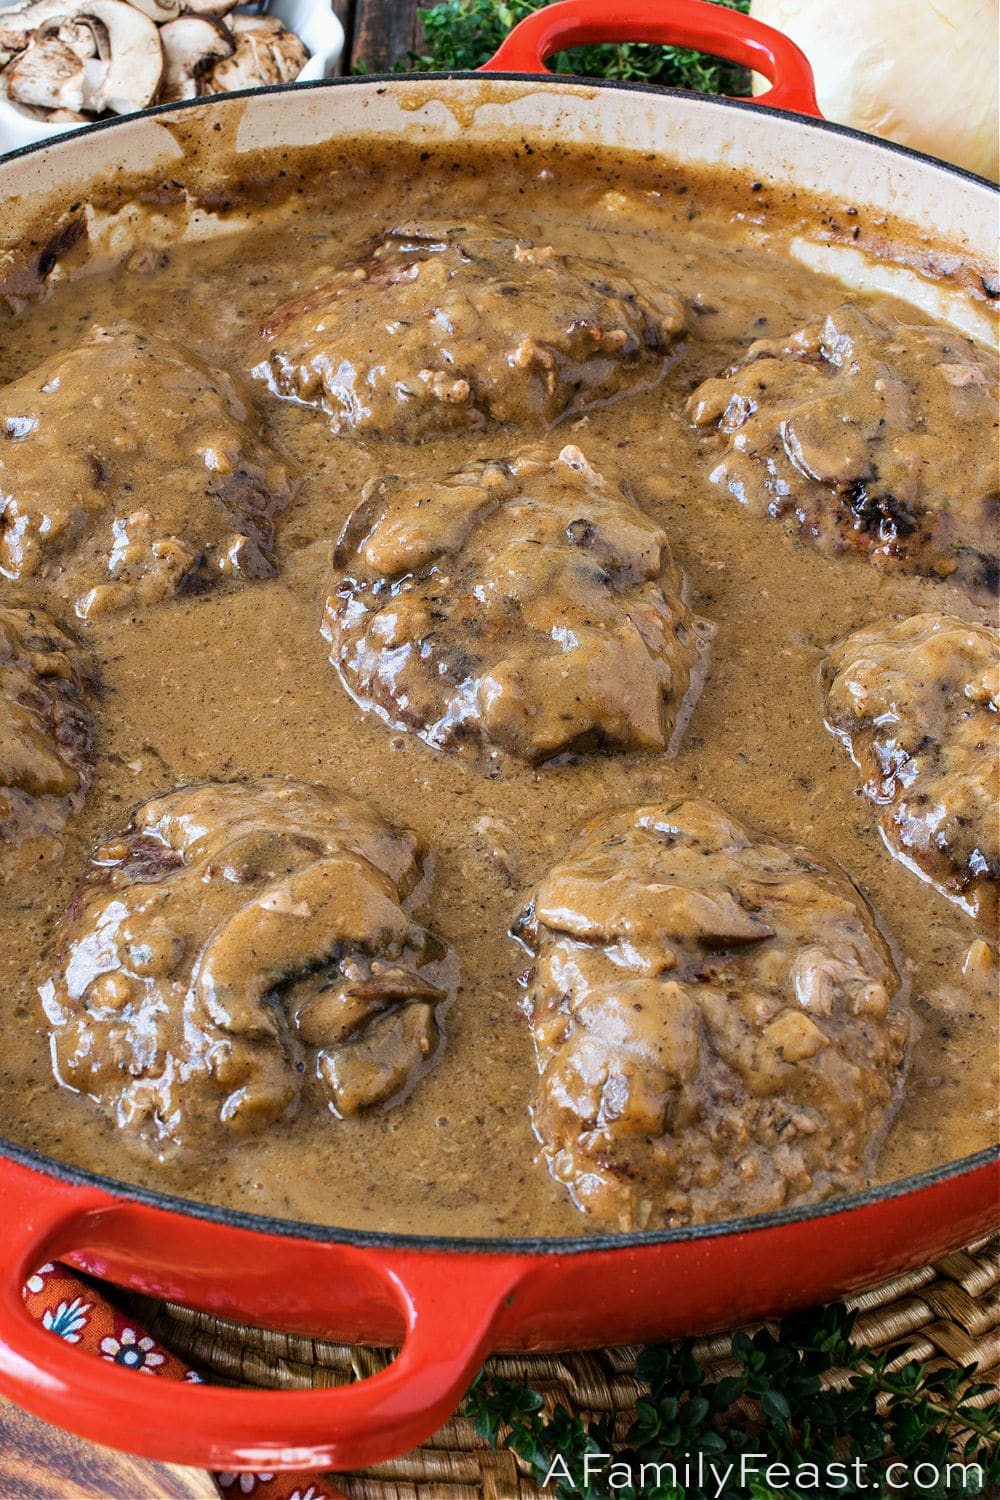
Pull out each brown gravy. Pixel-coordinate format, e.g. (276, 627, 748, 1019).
(0, 143, 996, 1238)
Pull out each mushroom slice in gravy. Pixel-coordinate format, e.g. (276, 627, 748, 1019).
(687, 302, 1000, 596)
(0, 604, 94, 870)
(0, 322, 296, 618)
(514, 799, 909, 1232)
(40, 777, 454, 1158)
(252, 220, 686, 439)
(325, 444, 711, 765)
(824, 612, 999, 923)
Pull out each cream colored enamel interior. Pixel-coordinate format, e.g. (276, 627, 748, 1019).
(0, 79, 992, 257)
(3, 80, 996, 327)
(0, 121, 185, 246)
(787, 239, 999, 346)
(226, 78, 998, 263)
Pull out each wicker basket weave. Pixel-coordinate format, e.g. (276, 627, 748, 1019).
(113, 1232, 1000, 1500)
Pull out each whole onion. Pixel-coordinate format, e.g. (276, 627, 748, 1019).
(751, 0, 999, 180)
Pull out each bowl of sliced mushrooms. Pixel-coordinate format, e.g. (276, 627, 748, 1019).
(0, 0, 343, 147)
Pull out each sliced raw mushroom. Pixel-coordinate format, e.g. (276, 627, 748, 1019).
(70, 0, 161, 111)
(126, 0, 180, 22)
(159, 13, 232, 101)
(0, 0, 78, 67)
(48, 13, 108, 60)
(4, 11, 109, 112)
(0, 0, 311, 116)
(206, 14, 308, 91)
(2, 33, 85, 108)
(178, 0, 239, 18)
(0, 0, 161, 115)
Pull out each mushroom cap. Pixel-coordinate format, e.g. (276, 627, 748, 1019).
(68, 0, 161, 111)
(43, 14, 108, 60)
(206, 12, 308, 91)
(127, 0, 181, 21)
(179, 0, 238, 18)
(2, 32, 86, 109)
(0, 0, 79, 61)
(159, 11, 232, 101)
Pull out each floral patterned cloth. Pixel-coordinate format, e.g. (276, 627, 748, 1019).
(23, 1261, 348, 1500)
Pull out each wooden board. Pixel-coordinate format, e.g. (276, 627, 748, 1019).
(347, 0, 433, 71)
(0, 1393, 219, 1500)
(330, 0, 355, 72)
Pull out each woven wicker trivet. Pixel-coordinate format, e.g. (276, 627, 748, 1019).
(118, 1233, 1000, 1500)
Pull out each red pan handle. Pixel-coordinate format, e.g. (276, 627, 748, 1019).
(479, 0, 822, 117)
(0, 1159, 521, 1472)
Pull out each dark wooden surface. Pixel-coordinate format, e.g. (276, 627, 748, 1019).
(0, 1392, 219, 1500)
(333, 0, 430, 73)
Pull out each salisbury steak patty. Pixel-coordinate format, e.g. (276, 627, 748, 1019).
(252, 220, 686, 439)
(824, 611, 999, 922)
(0, 323, 296, 617)
(0, 605, 94, 868)
(515, 799, 909, 1230)
(41, 778, 453, 1156)
(687, 302, 999, 595)
(325, 445, 711, 765)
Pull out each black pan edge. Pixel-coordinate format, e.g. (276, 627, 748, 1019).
(2, 1132, 997, 1256)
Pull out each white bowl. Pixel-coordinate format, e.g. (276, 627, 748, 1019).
(0, 0, 345, 153)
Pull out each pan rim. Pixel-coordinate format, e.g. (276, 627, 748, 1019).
(0, 71, 996, 198)
(3, 1132, 996, 1255)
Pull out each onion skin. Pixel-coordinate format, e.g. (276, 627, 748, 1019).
(750, 0, 998, 181)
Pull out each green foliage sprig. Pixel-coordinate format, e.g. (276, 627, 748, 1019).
(399, 0, 752, 94)
(463, 1300, 1000, 1499)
